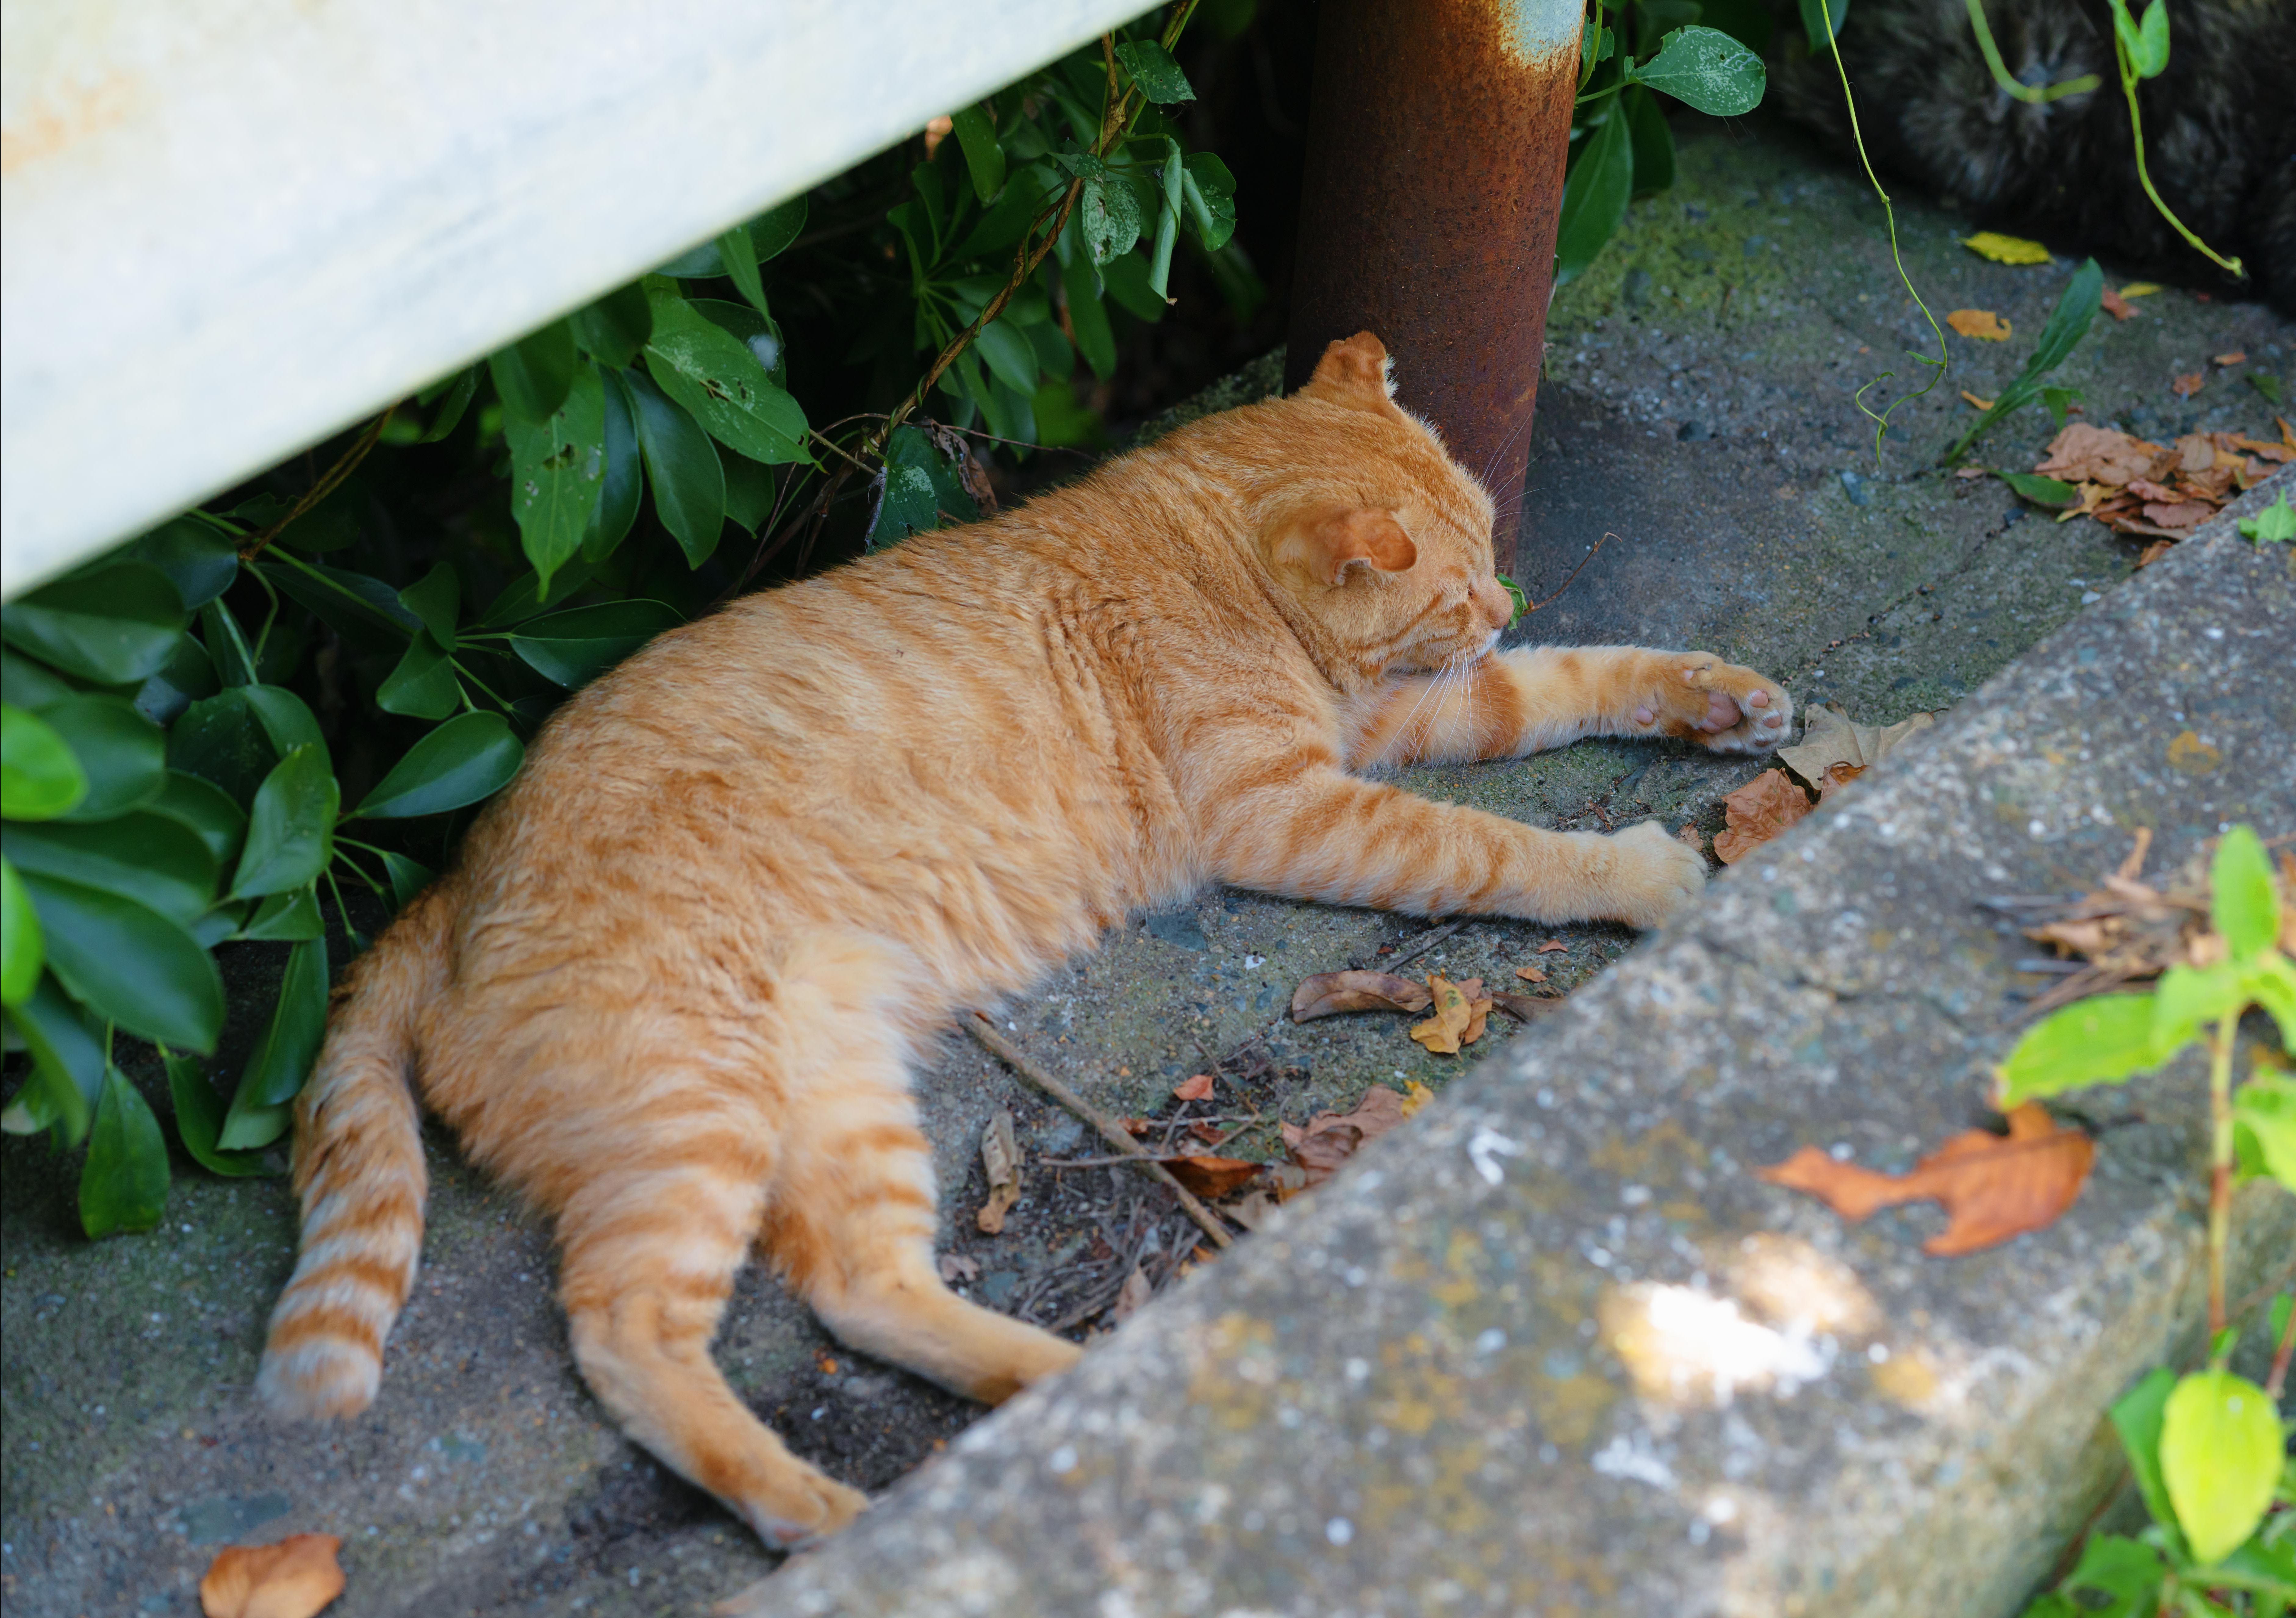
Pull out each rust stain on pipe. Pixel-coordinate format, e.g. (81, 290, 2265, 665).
(1286, 0, 1578, 579)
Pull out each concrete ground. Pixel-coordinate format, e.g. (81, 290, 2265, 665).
(2, 113, 2289, 1617)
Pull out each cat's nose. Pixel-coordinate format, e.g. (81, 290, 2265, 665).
(1473, 578, 1512, 629)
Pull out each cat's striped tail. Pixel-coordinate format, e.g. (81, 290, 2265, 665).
(256, 881, 454, 1420)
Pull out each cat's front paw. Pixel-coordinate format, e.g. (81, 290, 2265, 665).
(1634, 653, 1792, 755)
(1595, 820, 1707, 930)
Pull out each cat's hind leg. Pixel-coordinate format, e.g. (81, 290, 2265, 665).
(555, 1105, 866, 1549)
(1345, 645, 1791, 769)
(759, 997, 1080, 1406)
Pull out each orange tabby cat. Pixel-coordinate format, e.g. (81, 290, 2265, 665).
(257, 333, 1791, 1547)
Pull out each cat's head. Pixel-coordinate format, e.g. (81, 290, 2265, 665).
(1251, 334, 1516, 683)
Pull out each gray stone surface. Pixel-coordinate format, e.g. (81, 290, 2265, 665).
(3, 114, 2292, 1616)
(744, 482, 2296, 1618)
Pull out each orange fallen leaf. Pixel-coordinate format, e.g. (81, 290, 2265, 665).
(200, 1534, 345, 1618)
(2100, 286, 2136, 321)
(1756, 1102, 2092, 1255)
(1172, 1073, 1213, 1102)
(1290, 970, 1432, 1022)
(1815, 761, 1867, 802)
(1398, 1079, 1436, 1116)
(1514, 965, 1547, 984)
(1947, 308, 2011, 341)
(1537, 939, 1568, 954)
(1410, 974, 1475, 1055)
(2214, 351, 2246, 366)
(976, 1110, 1021, 1235)
(2136, 539, 2176, 567)
(2172, 372, 2204, 399)
(1960, 389, 1997, 411)
(1712, 769, 1813, 864)
(1677, 823, 1707, 855)
(1455, 977, 1494, 1045)
(1161, 1153, 1261, 1199)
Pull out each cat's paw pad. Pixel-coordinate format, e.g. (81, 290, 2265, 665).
(1599, 820, 1707, 930)
(746, 1471, 870, 1552)
(1633, 654, 1792, 756)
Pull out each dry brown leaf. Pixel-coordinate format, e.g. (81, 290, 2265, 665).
(1490, 991, 1564, 1022)
(1537, 939, 1568, 954)
(2100, 286, 2136, 321)
(976, 1109, 1021, 1235)
(1161, 1154, 1261, 1199)
(1677, 824, 1707, 856)
(2172, 372, 2204, 399)
(1815, 761, 1867, 802)
(1514, 964, 1548, 984)
(1756, 1102, 2093, 1255)
(1947, 308, 2011, 341)
(2214, 351, 2246, 366)
(1172, 1073, 1213, 1102)
(2036, 423, 2164, 486)
(2135, 539, 2176, 568)
(1712, 769, 1813, 864)
(937, 1252, 981, 1283)
(1954, 465, 1989, 479)
(1409, 975, 1475, 1054)
(1110, 1266, 1152, 1324)
(1455, 977, 1494, 1045)
(1774, 703, 1935, 790)
(1290, 970, 1432, 1022)
(1282, 1085, 1411, 1187)
(1959, 389, 1997, 411)
(1398, 1080, 1436, 1116)
(1225, 1189, 1280, 1230)
(2141, 500, 2212, 528)
(200, 1534, 345, 1618)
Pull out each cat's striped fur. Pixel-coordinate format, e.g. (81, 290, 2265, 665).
(257, 333, 1791, 1547)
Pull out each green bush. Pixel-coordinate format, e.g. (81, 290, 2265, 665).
(0, 10, 1244, 1234)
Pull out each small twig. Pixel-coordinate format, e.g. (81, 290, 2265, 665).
(1385, 919, 1467, 970)
(966, 1012, 1234, 1249)
(1517, 532, 1615, 617)
(239, 405, 398, 563)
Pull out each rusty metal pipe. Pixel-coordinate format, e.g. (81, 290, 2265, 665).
(1285, 0, 1581, 580)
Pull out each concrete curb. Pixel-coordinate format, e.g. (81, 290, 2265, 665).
(766, 486, 2294, 1618)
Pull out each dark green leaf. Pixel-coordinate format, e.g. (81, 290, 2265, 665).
(166, 1051, 276, 1177)
(1555, 106, 1634, 287)
(200, 597, 257, 687)
(582, 362, 644, 563)
(511, 600, 682, 688)
(0, 563, 187, 685)
(0, 858, 41, 1006)
(5, 976, 102, 1142)
(231, 745, 339, 899)
(273, 480, 364, 554)
(622, 367, 726, 566)
(397, 563, 459, 649)
(376, 631, 461, 720)
(416, 366, 480, 444)
(1623, 86, 1676, 197)
(950, 104, 1007, 203)
(954, 163, 1060, 261)
(1695, 0, 1774, 52)
(166, 690, 276, 806)
(642, 291, 809, 465)
(870, 462, 942, 549)
(976, 318, 1042, 395)
(135, 632, 219, 727)
(1026, 317, 1075, 383)
(476, 554, 602, 629)
(2040, 385, 2083, 430)
(350, 712, 523, 820)
(2209, 824, 2277, 960)
(487, 318, 578, 423)
(688, 298, 786, 386)
(505, 360, 609, 595)
(1630, 26, 1767, 117)
(1100, 250, 1167, 322)
(19, 870, 223, 1052)
(41, 695, 166, 822)
(260, 557, 421, 652)
(2058, 1534, 2164, 1618)
(721, 451, 778, 534)
(243, 686, 323, 761)
(1080, 177, 1144, 267)
(1, 649, 80, 710)
(239, 884, 325, 942)
(2, 703, 89, 820)
(2109, 1368, 2187, 1560)
(715, 222, 771, 318)
(2, 812, 218, 927)
(234, 937, 330, 1119)
(1115, 38, 1195, 102)
(1945, 260, 2103, 461)
(1996, 993, 2163, 1103)
(381, 851, 432, 911)
(125, 519, 240, 610)
(80, 1067, 170, 1238)
(749, 196, 807, 261)
(1997, 471, 2078, 506)
(569, 284, 654, 369)
(1798, 0, 1849, 50)
(1061, 250, 1119, 380)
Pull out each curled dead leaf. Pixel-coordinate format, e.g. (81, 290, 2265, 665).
(1490, 991, 1563, 1022)
(1290, 970, 1432, 1022)
(1756, 1102, 2093, 1255)
(1775, 703, 1934, 789)
(2171, 372, 2204, 399)
(1677, 823, 1706, 856)
(1513, 965, 1547, 984)
(1398, 1079, 1436, 1116)
(1160, 1154, 1261, 1199)
(1409, 975, 1475, 1055)
(1172, 1073, 1213, 1102)
(2100, 286, 2136, 321)
(1712, 769, 1812, 865)
(976, 1109, 1021, 1235)
(1947, 308, 2011, 341)
(937, 1252, 982, 1283)
(1282, 1085, 1410, 1187)
(200, 1534, 345, 1618)
(1537, 939, 1568, 954)
(2214, 351, 2246, 367)
(1815, 761, 1866, 802)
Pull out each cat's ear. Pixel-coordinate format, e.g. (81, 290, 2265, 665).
(1272, 506, 1418, 586)
(1303, 332, 1397, 406)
